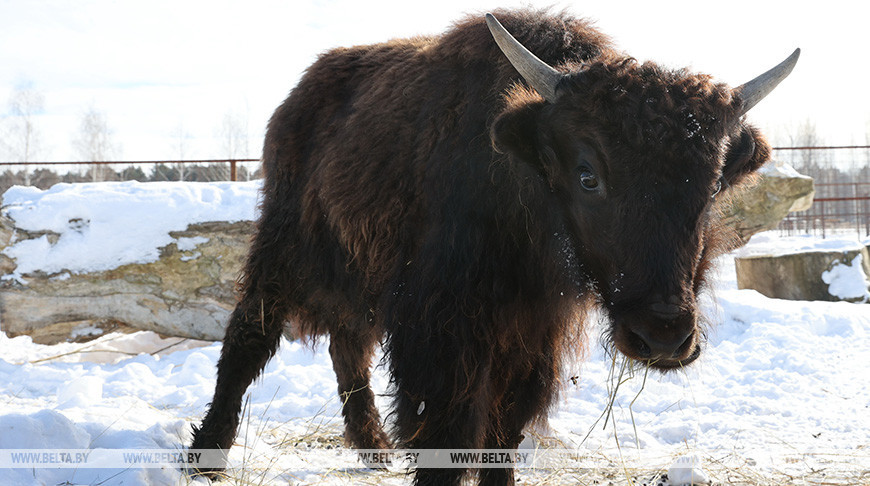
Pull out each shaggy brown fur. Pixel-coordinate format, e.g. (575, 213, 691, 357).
(190, 8, 773, 485)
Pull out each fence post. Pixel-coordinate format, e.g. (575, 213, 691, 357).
(820, 200, 826, 238)
(230, 160, 237, 181)
(865, 197, 870, 237)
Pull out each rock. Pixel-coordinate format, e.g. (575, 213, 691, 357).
(0, 216, 16, 276)
(0, 219, 254, 343)
(721, 159, 814, 244)
(735, 246, 870, 302)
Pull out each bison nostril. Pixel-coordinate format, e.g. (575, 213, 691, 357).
(628, 330, 652, 359)
(674, 333, 695, 359)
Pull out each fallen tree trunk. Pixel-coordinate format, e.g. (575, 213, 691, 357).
(1, 220, 251, 343)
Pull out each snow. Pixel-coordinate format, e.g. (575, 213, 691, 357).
(1, 180, 260, 277)
(734, 231, 866, 258)
(1, 181, 870, 485)
(758, 158, 813, 180)
(668, 454, 710, 485)
(822, 255, 870, 301)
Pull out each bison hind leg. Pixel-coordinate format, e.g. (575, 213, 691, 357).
(189, 295, 288, 476)
(328, 324, 392, 452)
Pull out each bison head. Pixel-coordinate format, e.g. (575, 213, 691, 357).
(487, 14, 798, 369)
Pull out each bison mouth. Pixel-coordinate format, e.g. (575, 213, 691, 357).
(642, 342, 702, 370)
(611, 330, 703, 371)
(604, 303, 704, 371)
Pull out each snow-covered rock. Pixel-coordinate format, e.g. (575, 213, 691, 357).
(1, 181, 260, 343)
(720, 159, 814, 243)
(735, 233, 870, 302)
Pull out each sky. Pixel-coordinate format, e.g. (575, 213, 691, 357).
(1, 0, 869, 163)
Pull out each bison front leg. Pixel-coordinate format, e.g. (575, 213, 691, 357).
(388, 325, 492, 485)
(189, 295, 286, 478)
(328, 324, 392, 451)
(478, 357, 560, 486)
(395, 387, 484, 486)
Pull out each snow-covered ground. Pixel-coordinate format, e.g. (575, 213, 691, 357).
(1, 181, 869, 485)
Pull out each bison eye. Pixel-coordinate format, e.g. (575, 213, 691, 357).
(579, 170, 599, 190)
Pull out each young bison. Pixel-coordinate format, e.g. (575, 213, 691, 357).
(190, 8, 798, 485)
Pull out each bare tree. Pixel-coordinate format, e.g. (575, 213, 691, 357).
(788, 119, 824, 177)
(2, 81, 45, 185)
(216, 108, 249, 181)
(865, 119, 870, 169)
(170, 122, 191, 181)
(72, 106, 119, 182)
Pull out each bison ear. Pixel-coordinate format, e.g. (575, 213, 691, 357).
(490, 101, 545, 162)
(722, 124, 771, 186)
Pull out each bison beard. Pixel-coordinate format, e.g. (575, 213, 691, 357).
(189, 8, 797, 485)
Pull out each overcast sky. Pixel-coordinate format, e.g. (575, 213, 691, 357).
(1, 0, 868, 162)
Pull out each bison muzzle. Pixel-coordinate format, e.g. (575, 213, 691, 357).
(189, 8, 798, 485)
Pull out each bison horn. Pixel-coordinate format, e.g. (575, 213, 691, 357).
(485, 13, 564, 103)
(734, 48, 800, 115)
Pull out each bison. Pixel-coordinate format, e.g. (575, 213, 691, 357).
(190, 8, 798, 485)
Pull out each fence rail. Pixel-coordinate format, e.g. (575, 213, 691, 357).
(0, 158, 260, 182)
(779, 194, 870, 238)
(772, 145, 870, 151)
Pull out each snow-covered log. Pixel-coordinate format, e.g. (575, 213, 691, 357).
(1, 181, 260, 343)
(735, 236, 870, 302)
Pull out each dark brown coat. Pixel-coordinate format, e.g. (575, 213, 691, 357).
(191, 8, 785, 486)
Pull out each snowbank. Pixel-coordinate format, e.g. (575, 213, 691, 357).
(735, 231, 866, 258)
(2, 180, 260, 277)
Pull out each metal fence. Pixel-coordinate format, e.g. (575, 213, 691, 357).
(778, 182, 870, 238)
(0, 158, 262, 195)
(773, 145, 870, 238)
(0, 158, 260, 182)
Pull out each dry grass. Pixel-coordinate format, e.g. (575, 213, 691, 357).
(215, 437, 869, 486)
(208, 353, 869, 485)
(210, 399, 869, 486)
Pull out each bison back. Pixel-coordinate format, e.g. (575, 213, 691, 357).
(251, 9, 610, 335)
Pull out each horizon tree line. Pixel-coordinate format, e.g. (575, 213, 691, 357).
(0, 81, 256, 187)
